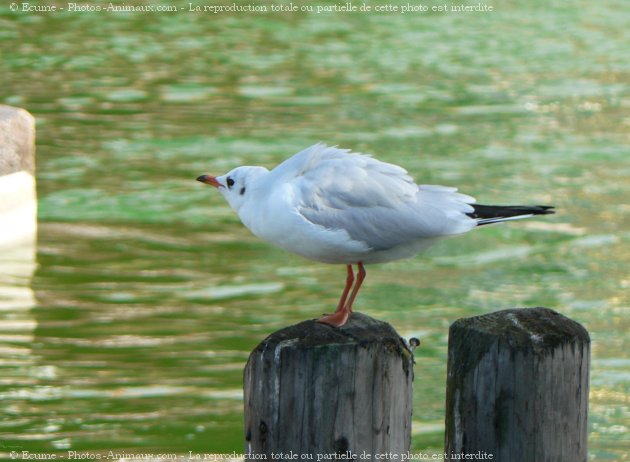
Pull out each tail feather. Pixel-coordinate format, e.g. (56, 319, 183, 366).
(467, 204, 555, 226)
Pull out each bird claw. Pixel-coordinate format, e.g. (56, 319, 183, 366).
(317, 310, 350, 327)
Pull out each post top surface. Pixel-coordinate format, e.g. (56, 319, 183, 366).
(0, 105, 34, 122)
(451, 307, 590, 351)
(253, 312, 410, 354)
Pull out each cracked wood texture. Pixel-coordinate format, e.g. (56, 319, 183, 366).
(244, 312, 414, 458)
(445, 307, 590, 462)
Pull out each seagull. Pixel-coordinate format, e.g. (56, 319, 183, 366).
(197, 143, 554, 327)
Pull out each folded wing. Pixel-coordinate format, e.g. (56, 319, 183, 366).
(274, 144, 477, 251)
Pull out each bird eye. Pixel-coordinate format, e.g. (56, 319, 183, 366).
(240, 187, 246, 195)
(227, 177, 235, 188)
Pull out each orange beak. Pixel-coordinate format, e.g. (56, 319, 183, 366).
(196, 175, 222, 188)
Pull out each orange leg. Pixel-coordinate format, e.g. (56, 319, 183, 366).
(318, 262, 366, 327)
(335, 264, 355, 312)
(343, 262, 366, 314)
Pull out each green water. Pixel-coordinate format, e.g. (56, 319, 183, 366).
(1, 0, 629, 459)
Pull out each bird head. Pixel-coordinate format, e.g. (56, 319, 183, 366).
(197, 166, 268, 213)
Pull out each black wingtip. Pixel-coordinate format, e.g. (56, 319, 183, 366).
(531, 205, 555, 215)
(467, 204, 556, 225)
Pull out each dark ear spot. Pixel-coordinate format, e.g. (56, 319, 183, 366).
(239, 187, 246, 195)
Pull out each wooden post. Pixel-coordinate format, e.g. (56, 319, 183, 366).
(0, 105, 38, 385)
(445, 307, 590, 462)
(0, 104, 35, 175)
(244, 312, 414, 458)
(0, 104, 37, 249)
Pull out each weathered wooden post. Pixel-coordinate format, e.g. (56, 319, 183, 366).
(445, 307, 590, 462)
(244, 312, 414, 458)
(0, 105, 37, 341)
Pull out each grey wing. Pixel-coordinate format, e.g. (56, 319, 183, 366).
(289, 147, 477, 250)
